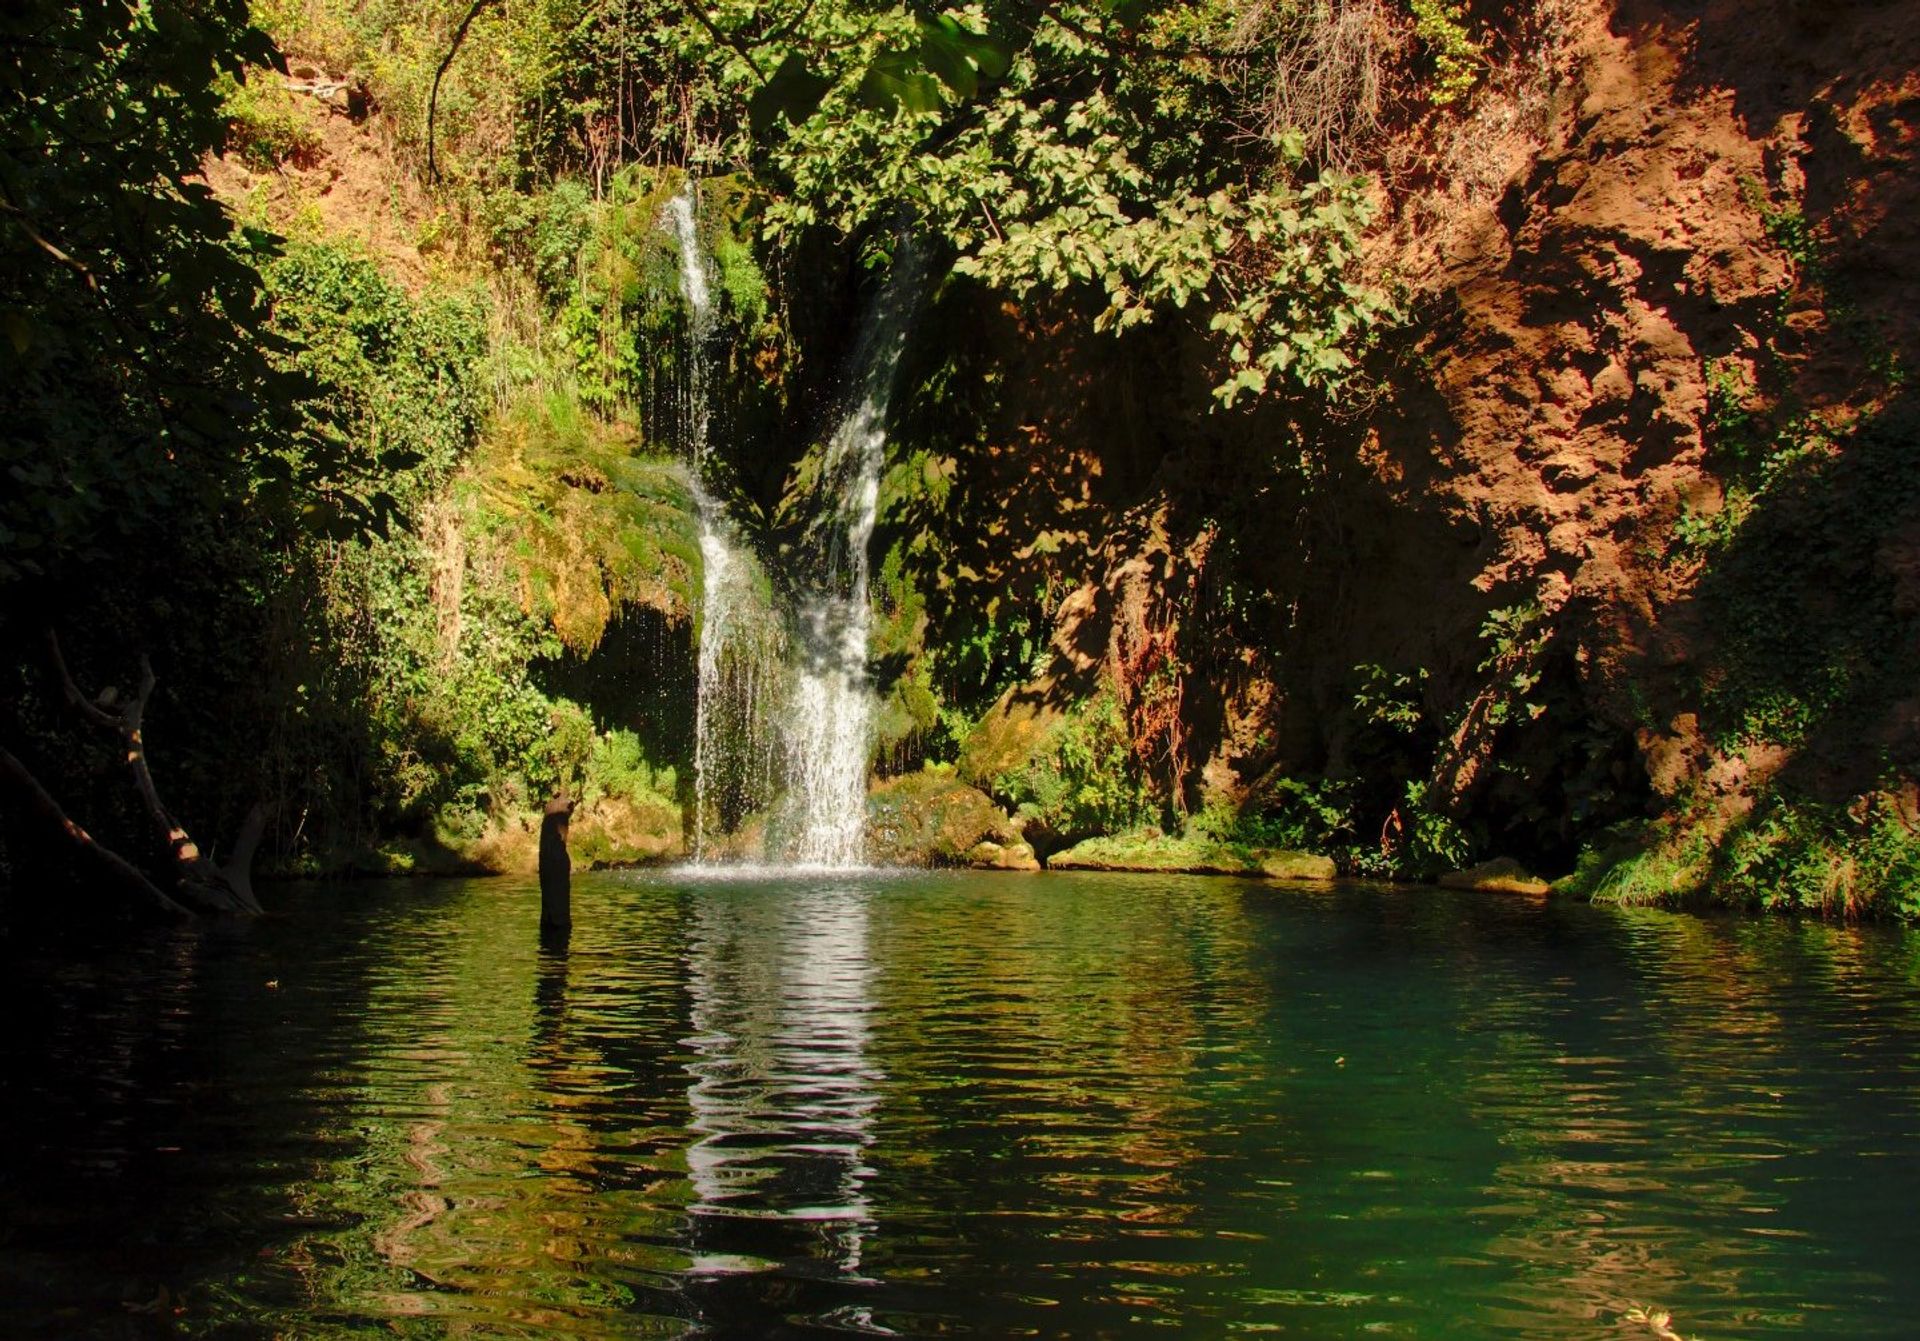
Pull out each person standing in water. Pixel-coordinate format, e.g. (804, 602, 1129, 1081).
(539, 794, 575, 932)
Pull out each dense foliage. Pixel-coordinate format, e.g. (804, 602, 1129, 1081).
(0, 0, 698, 893)
(265, 0, 1396, 401)
(0, 0, 407, 598)
(0, 0, 406, 900)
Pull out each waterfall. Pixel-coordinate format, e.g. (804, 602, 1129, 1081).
(665, 184, 782, 860)
(666, 180, 917, 869)
(783, 251, 922, 868)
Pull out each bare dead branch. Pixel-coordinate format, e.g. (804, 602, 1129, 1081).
(45, 629, 119, 730)
(221, 801, 274, 911)
(0, 196, 98, 290)
(46, 632, 262, 914)
(0, 744, 192, 917)
(427, 0, 500, 183)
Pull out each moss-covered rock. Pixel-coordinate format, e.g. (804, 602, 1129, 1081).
(1438, 857, 1553, 895)
(866, 768, 1040, 870)
(958, 682, 1069, 790)
(1048, 832, 1336, 880)
(569, 794, 684, 867)
(463, 392, 703, 655)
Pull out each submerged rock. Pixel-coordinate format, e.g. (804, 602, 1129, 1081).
(1048, 833, 1336, 881)
(866, 769, 1040, 870)
(1437, 858, 1552, 896)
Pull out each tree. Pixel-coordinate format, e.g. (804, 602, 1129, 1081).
(404, 0, 1392, 403)
(0, 0, 395, 912)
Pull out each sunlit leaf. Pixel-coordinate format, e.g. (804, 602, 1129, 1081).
(748, 54, 835, 138)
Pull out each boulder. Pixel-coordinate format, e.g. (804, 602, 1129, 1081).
(459, 792, 682, 873)
(1438, 857, 1553, 895)
(1048, 832, 1336, 880)
(1259, 850, 1341, 881)
(567, 794, 683, 868)
(963, 839, 1043, 871)
(867, 769, 1040, 870)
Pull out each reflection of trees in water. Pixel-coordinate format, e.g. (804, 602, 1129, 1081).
(870, 880, 1249, 1192)
(267, 879, 697, 1332)
(0, 925, 224, 1317)
(844, 876, 1270, 1331)
(1444, 904, 1920, 1335)
(16, 875, 1920, 1337)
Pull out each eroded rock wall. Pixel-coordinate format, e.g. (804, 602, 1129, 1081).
(914, 0, 1920, 885)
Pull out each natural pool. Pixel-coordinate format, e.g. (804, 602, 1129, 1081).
(4, 870, 1919, 1337)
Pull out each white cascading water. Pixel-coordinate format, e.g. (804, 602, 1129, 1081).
(783, 252, 922, 867)
(665, 184, 782, 860)
(666, 180, 918, 868)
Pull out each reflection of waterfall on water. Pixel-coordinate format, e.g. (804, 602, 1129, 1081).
(664, 184, 783, 858)
(783, 252, 923, 868)
(683, 884, 879, 1276)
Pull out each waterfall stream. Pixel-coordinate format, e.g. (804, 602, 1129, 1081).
(666, 186, 782, 860)
(783, 252, 921, 867)
(666, 184, 916, 868)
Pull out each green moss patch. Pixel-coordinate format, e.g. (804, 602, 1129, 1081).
(1049, 833, 1335, 881)
(960, 687, 1154, 851)
(1438, 858, 1552, 895)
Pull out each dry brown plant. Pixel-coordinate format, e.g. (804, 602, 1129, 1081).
(1227, 0, 1414, 171)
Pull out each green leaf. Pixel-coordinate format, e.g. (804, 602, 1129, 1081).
(918, 21, 979, 99)
(748, 54, 836, 138)
(1105, 0, 1163, 28)
(858, 52, 945, 115)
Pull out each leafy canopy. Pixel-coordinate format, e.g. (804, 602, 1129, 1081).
(360, 0, 1395, 405)
(0, 0, 402, 601)
(747, 0, 1395, 401)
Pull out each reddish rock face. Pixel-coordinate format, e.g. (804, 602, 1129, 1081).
(1381, 0, 1920, 812)
(940, 0, 1920, 872)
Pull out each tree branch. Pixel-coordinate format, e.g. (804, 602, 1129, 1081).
(0, 743, 191, 917)
(220, 801, 274, 911)
(0, 195, 99, 290)
(758, 0, 820, 48)
(426, 0, 500, 183)
(122, 652, 203, 869)
(670, 0, 766, 79)
(45, 628, 120, 730)
(1038, 3, 1230, 63)
(45, 632, 262, 914)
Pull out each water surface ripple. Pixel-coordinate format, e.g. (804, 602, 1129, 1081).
(4, 872, 1920, 1337)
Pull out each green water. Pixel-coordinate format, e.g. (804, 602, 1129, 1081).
(4, 870, 1919, 1338)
